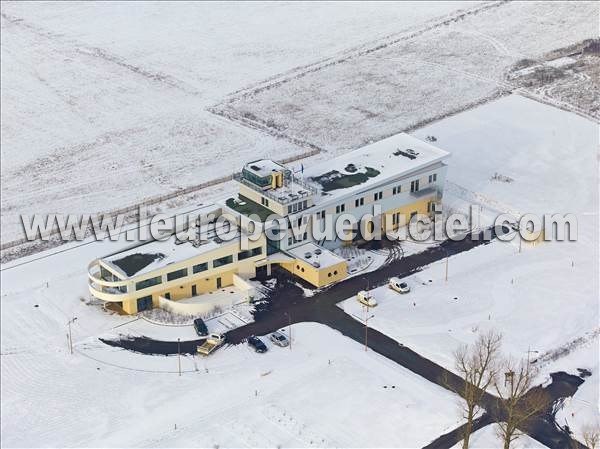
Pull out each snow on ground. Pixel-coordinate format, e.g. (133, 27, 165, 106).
(450, 424, 549, 449)
(0, 199, 467, 447)
(549, 340, 600, 440)
(0, 2, 475, 243)
(220, 2, 598, 151)
(341, 95, 598, 390)
(1, 279, 464, 448)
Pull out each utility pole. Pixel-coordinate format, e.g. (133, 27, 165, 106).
(177, 338, 181, 376)
(67, 317, 77, 355)
(519, 236, 522, 253)
(285, 312, 292, 350)
(363, 306, 375, 352)
(445, 256, 449, 282)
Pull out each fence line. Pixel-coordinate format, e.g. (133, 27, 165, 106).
(1, 149, 321, 252)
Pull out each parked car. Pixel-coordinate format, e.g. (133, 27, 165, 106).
(193, 318, 208, 337)
(389, 277, 410, 294)
(270, 331, 290, 347)
(357, 290, 377, 307)
(197, 333, 225, 356)
(247, 336, 268, 353)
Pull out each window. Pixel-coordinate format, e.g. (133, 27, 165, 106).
(302, 200, 308, 210)
(213, 255, 233, 268)
(164, 293, 171, 299)
(288, 205, 292, 214)
(411, 180, 420, 192)
(261, 197, 269, 207)
(315, 210, 325, 220)
(373, 191, 382, 201)
(334, 270, 338, 275)
(135, 276, 161, 291)
(410, 211, 418, 220)
(292, 203, 298, 213)
(328, 272, 332, 277)
(288, 237, 293, 245)
(167, 268, 188, 282)
(427, 201, 436, 213)
(393, 185, 402, 195)
(193, 262, 208, 274)
(136, 295, 153, 312)
(428, 173, 437, 183)
(355, 197, 364, 207)
(238, 247, 263, 260)
(336, 204, 345, 213)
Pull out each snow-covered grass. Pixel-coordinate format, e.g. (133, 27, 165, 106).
(0, 2, 476, 243)
(450, 424, 549, 449)
(339, 94, 598, 421)
(220, 1, 598, 151)
(1, 284, 464, 448)
(549, 340, 600, 441)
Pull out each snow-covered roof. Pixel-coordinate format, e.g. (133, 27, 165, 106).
(287, 242, 346, 269)
(243, 159, 288, 177)
(103, 227, 242, 279)
(304, 133, 449, 205)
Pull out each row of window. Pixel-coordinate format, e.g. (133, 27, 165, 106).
(134, 247, 263, 291)
(288, 200, 308, 214)
(261, 197, 270, 207)
(322, 172, 438, 218)
(288, 232, 308, 246)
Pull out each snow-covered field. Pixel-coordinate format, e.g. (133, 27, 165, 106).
(1, 2, 599, 447)
(340, 94, 599, 436)
(450, 425, 549, 449)
(0, 1, 477, 243)
(1, 287, 464, 448)
(219, 1, 599, 151)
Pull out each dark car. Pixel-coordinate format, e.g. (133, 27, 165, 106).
(247, 336, 268, 353)
(193, 318, 208, 337)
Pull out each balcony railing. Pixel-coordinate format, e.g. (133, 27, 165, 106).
(233, 172, 317, 205)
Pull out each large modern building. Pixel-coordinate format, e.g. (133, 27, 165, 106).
(88, 133, 449, 314)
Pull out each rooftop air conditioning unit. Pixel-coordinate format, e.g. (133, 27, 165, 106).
(304, 252, 312, 259)
(314, 248, 322, 255)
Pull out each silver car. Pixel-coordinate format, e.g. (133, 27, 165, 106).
(270, 330, 289, 347)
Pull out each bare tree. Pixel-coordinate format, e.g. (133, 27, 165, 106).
(581, 424, 600, 449)
(453, 330, 503, 449)
(494, 359, 550, 449)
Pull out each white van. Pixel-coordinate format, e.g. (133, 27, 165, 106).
(357, 290, 377, 307)
(389, 277, 410, 294)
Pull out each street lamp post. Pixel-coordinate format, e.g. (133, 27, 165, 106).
(363, 306, 375, 352)
(67, 317, 78, 355)
(284, 312, 292, 350)
(178, 338, 181, 376)
(442, 246, 450, 282)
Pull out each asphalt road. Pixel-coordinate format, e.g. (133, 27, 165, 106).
(100, 228, 588, 448)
